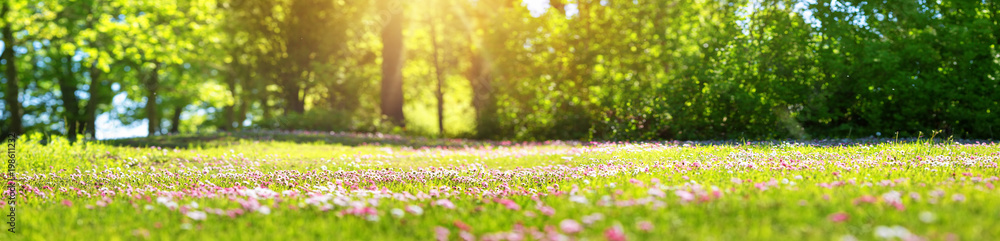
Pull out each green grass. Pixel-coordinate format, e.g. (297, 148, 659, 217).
(3, 132, 999, 240)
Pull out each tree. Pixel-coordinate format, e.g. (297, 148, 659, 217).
(429, 0, 445, 136)
(379, 0, 406, 127)
(1, 1, 21, 136)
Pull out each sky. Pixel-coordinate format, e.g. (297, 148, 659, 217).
(95, 93, 149, 140)
(523, 0, 579, 17)
(524, 0, 552, 17)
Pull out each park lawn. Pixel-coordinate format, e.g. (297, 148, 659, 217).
(4, 131, 999, 240)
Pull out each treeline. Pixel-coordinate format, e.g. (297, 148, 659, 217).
(1, 0, 998, 141)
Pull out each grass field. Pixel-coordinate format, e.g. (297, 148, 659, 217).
(3, 131, 999, 240)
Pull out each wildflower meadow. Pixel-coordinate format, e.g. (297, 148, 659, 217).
(4, 132, 999, 240)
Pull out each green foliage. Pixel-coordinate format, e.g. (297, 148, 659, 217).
(479, 0, 1000, 141)
(257, 108, 355, 132)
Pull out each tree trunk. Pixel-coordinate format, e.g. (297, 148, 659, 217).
(1, 3, 21, 136)
(282, 80, 304, 114)
(237, 96, 248, 129)
(379, 0, 406, 127)
(57, 55, 81, 143)
(469, 52, 497, 139)
(430, 11, 444, 137)
(223, 70, 237, 130)
(145, 62, 161, 137)
(169, 105, 183, 134)
(465, 18, 497, 139)
(83, 60, 103, 139)
(261, 94, 272, 122)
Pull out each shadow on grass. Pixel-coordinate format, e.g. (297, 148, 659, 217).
(98, 130, 997, 149)
(100, 130, 493, 149)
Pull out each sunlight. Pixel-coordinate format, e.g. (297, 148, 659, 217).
(523, 0, 550, 17)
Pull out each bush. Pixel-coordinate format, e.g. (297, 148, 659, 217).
(256, 109, 355, 132)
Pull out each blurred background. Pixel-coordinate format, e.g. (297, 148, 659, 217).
(0, 0, 998, 141)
